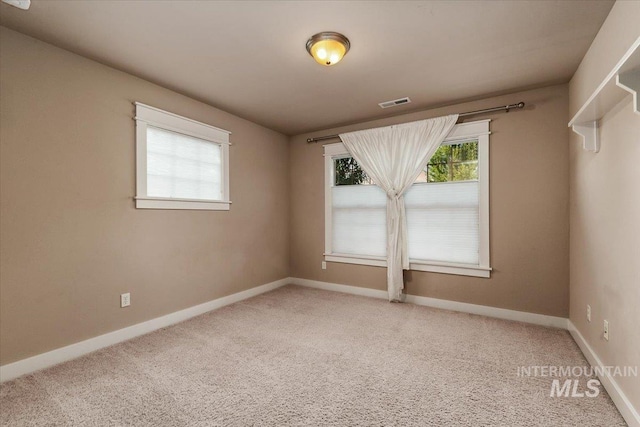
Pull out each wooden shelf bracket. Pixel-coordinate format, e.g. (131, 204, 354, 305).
(616, 69, 640, 115)
(572, 122, 599, 153)
(569, 37, 640, 153)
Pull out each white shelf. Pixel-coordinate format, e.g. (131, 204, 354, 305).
(569, 37, 640, 153)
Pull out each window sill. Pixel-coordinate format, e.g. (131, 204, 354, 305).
(135, 196, 231, 211)
(324, 253, 491, 278)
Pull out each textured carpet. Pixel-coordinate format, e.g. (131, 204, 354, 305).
(0, 285, 625, 426)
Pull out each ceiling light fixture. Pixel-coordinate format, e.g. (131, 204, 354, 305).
(306, 32, 350, 66)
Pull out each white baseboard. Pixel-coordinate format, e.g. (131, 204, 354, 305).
(291, 278, 568, 329)
(0, 277, 290, 383)
(404, 293, 568, 329)
(293, 277, 390, 300)
(568, 320, 640, 427)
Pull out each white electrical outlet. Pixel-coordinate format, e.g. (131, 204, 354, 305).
(321, 261, 327, 270)
(121, 293, 131, 308)
(587, 305, 591, 322)
(603, 320, 609, 341)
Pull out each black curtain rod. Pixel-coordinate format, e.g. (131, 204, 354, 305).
(306, 101, 525, 143)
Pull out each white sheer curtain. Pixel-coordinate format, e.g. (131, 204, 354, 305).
(339, 115, 459, 301)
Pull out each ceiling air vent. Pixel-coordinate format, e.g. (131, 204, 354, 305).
(378, 97, 411, 109)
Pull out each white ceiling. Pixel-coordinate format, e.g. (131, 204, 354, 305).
(0, 0, 614, 135)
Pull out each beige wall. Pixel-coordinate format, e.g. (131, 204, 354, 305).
(290, 84, 570, 317)
(0, 28, 290, 365)
(568, 1, 640, 411)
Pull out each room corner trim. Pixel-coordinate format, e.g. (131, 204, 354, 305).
(568, 321, 640, 427)
(0, 277, 291, 383)
(290, 278, 568, 329)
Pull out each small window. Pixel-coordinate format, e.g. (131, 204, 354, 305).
(134, 103, 231, 210)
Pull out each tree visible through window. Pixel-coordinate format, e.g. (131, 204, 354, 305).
(425, 141, 478, 182)
(334, 157, 374, 185)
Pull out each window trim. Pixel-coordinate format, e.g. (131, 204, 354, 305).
(134, 102, 231, 211)
(324, 119, 491, 278)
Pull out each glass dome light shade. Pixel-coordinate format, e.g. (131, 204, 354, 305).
(306, 32, 350, 66)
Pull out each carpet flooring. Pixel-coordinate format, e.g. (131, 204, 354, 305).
(0, 285, 626, 426)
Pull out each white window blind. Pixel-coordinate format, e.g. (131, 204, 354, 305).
(331, 182, 479, 264)
(134, 102, 231, 210)
(147, 126, 222, 201)
(324, 119, 490, 278)
(405, 181, 479, 264)
(332, 184, 386, 256)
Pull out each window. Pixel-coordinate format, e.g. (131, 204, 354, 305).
(134, 103, 231, 210)
(324, 119, 490, 277)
